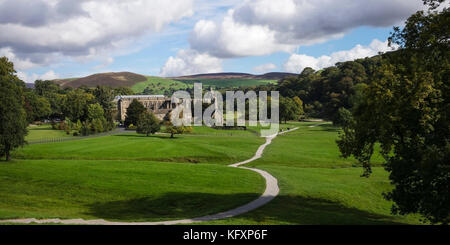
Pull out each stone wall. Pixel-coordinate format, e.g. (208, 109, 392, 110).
(115, 95, 172, 121)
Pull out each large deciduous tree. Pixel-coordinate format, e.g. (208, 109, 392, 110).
(137, 111, 160, 136)
(337, 0, 449, 224)
(124, 99, 146, 127)
(0, 57, 28, 161)
(23, 92, 51, 123)
(280, 96, 303, 123)
(62, 89, 95, 122)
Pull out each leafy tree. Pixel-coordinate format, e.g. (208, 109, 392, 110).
(34, 80, 60, 97)
(34, 80, 64, 119)
(164, 121, 192, 138)
(23, 92, 51, 122)
(80, 121, 91, 136)
(0, 57, 28, 161)
(137, 111, 160, 136)
(93, 85, 114, 122)
(113, 86, 134, 96)
(280, 97, 302, 123)
(90, 118, 106, 134)
(124, 99, 146, 127)
(293, 96, 305, 119)
(333, 107, 353, 127)
(87, 103, 105, 121)
(337, 0, 449, 224)
(62, 89, 94, 122)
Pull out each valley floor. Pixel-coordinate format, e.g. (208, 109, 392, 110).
(0, 122, 424, 224)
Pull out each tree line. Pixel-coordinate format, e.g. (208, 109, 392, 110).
(249, 0, 448, 224)
(0, 60, 135, 160)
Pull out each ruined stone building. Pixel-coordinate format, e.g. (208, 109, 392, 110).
(114, 95, 173, 121)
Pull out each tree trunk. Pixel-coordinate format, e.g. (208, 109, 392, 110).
(171, 133, 174, 138)
(5, 150, 10, 161)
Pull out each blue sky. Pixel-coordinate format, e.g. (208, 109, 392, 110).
(0, 0, 424, 82)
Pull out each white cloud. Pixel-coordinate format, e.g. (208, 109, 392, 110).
(160, 49, 223, 77)
(283, 39, 397, 73)
(190, 12, 296, 58)
(190, 0, 423, 58)
(253, 63, 277, 74)
(0, 47, 40, 70)
(0, 0, 194, 69)
(17, 70, 59, 83)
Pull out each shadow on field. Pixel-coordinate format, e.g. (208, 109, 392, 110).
(112, 134, 181, 140)
(239, 195, 409, 225)
(314, 124, 340, 132)
(84, 192, 408, 224)
(84, 192, 259, 221)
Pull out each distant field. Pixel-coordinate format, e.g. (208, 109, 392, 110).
(14, 131, 265, 165)
(25, 124, 72, 143)
(202, 122, 423, 225)
(132, 76, 189, 95)
(2, 127, 266, 222)
(175, 78, 277, 89)
(3, 122, 424, 224)
(0, 160, 263, 221)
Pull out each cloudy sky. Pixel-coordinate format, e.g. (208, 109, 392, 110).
(0, 0, 425, 82)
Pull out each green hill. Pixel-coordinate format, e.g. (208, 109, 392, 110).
(132, 76, 189, 95)
(50, 71, 296, 94)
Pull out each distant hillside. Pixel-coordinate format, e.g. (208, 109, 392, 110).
(132, 76, 189, 96)
(53, 72, 147, 88)
(169, 72, 297, 89)
(171, 72, 297, 80)
(47, 71, 298, 92)
(256, 72, 298, 80)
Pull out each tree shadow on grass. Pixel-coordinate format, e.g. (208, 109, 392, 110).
(238, 195, 413, 225)
(313, 124, 341, 133)
(84, 192, 412, 225)
(112, 134, 181, 140)
(84, 192, 259, 222)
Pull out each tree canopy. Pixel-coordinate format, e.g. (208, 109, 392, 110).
(337, 0, 449, 224)
(137, 111, 160, 136)
(0, 57, 28, 161)
(124, 99, 146, 127)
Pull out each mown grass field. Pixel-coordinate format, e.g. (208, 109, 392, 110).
(1, 128, 266, 222)
(202, 122, 423, 225)
(2, 122, 425, 224)
(26, 124, 73, 142)
(14, 130, 264, 165)
(0, 160, 263, 221)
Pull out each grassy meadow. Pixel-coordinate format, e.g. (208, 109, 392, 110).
(14, 130, 264, 165)
(202, 122, 423, 225)
(1, 127, 266, 221)
(131, 76, 189, 94)
(1, 122, 424, 224)
(26, 124, 73, 143)
(0, 160, 263, 221)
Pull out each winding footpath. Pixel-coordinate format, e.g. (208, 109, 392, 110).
(0, 127, 299, 225)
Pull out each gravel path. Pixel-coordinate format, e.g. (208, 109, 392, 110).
(0, 127, 299, 225)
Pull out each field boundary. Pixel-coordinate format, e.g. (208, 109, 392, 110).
(27, 128, 127, 145)
(0, 128, 299, 225)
